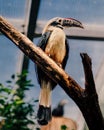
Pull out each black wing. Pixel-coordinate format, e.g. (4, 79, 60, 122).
(35, 31, 52, 85)
(62, 38, 69, 69)
(37, 31, 51, 50)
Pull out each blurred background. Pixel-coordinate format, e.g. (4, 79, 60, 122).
(0, 0, 104, 129)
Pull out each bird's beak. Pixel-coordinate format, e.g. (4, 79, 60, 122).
(63, 18, 84, 29)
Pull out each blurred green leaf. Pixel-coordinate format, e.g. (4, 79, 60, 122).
(15, 100, 24, 105)
(61, 125, 67, 130)
(0, 72, 37, 130)
(34, 99, 39, 102)
(11, 74, 15, 79)
(6, 80, 12, 83)
(0, 99, 5, 105)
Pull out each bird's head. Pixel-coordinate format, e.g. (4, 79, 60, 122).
(42, 17, 83, 33)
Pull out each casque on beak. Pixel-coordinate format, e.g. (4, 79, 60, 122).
(62, 18, 84, 29)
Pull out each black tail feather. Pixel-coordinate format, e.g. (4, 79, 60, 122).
(37, 105, 52, 125)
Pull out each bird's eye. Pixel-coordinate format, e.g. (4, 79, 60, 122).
(58, 19, 62, 23)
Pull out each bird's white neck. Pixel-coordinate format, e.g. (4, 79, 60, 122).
(42, 25, 63, 34)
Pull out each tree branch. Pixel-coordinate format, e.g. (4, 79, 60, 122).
(79, 53, 104, 130)
(80, 53, 96, 95)
(0, 16, 104, 130)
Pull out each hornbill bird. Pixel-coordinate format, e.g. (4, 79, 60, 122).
(35, 17, 83, 125)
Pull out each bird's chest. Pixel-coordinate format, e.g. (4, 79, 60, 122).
(45, 29, 66, 64)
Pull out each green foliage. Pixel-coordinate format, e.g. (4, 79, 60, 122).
(61, 125, 67, 130)
(0, 71, 38, 130)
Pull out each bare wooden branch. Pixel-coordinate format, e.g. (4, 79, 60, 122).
(80, 53, 96, 94)
(0, 16, 104, 130)
(79, 53, 104, 130)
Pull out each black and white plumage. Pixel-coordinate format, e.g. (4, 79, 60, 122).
(35, 17, 83, 125)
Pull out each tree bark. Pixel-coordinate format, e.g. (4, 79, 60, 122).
(0, 16, 104, 130)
